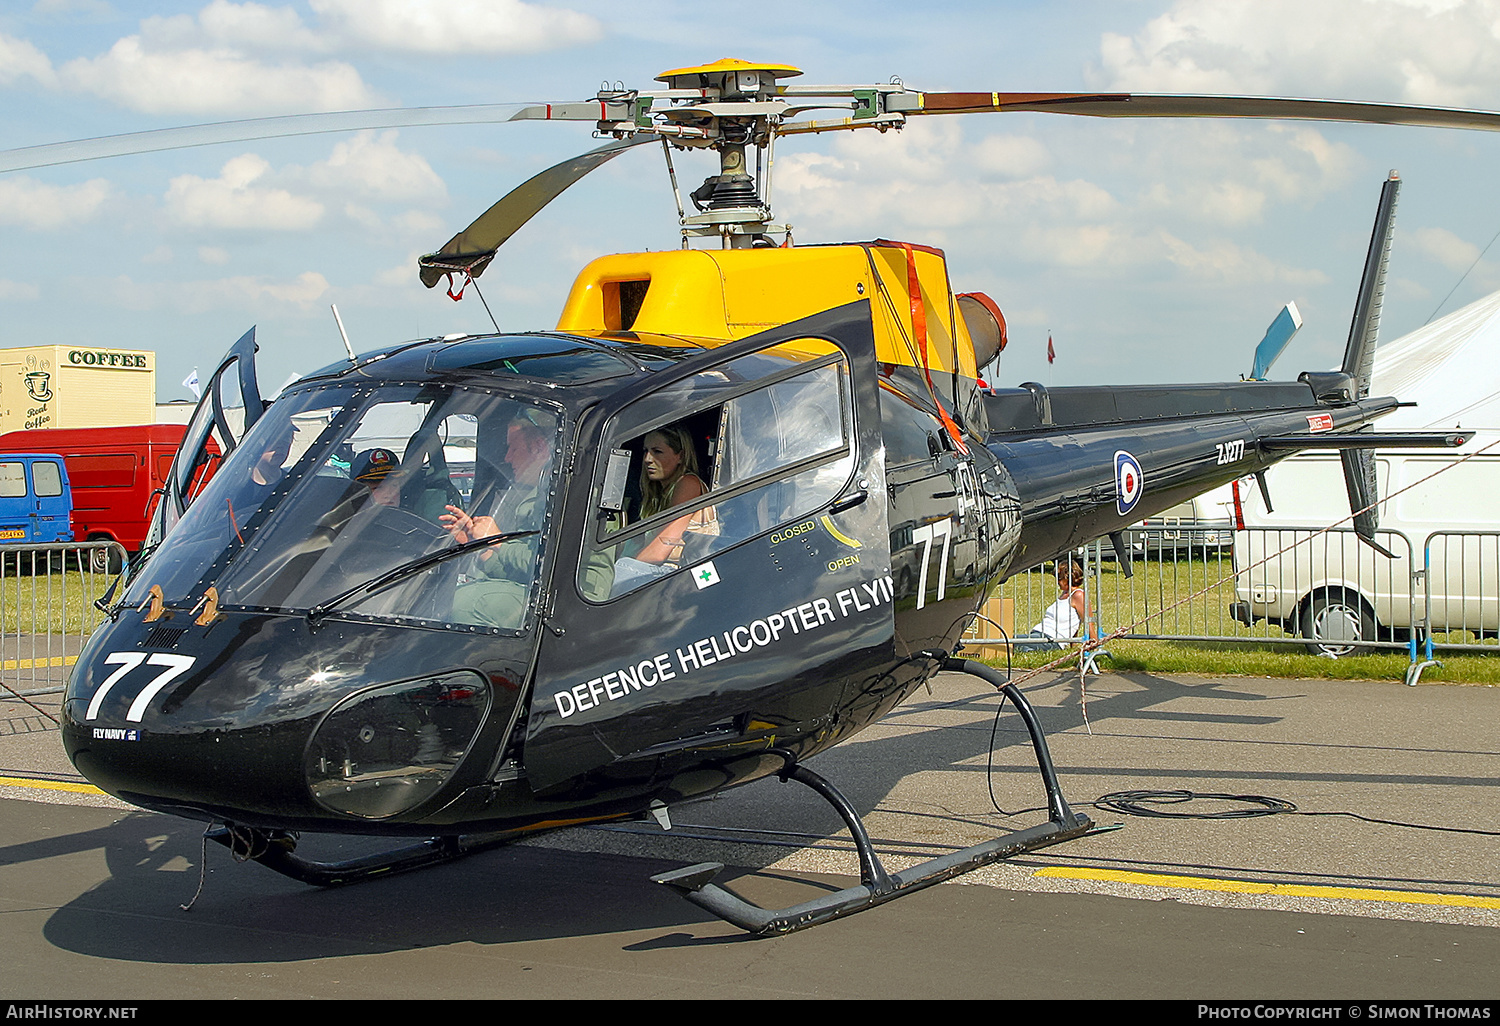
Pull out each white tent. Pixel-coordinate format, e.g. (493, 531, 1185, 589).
(1371, 288, 1500, 430)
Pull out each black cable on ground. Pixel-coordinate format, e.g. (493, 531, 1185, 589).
(1089, 788, 1500, 836)
(1093, 789, 1296, 819)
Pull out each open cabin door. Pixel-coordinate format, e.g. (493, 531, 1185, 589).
(145, 327, 265, 552)
(524, 304, 892, 793)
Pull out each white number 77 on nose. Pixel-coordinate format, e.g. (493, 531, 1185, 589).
(85, 652, 198, 722)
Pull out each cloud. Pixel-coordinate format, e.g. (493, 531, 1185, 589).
(1095, 0, 1500, 106)
(165, 154, 325, 230)
(27, 1, 600, 116)
(1153, 231, 1330, 284)
(0, 31, 57, 88)
(775, 120, 1106, 233)
(0, 175, 113, 229)
(59, 35, 373, 115)
(767, 112, 1340, 298)
(178, 0, 327, 53)
(309, 0, 602, 54)
(0, 280, 41, 302)
(153, 134, 447, 240)
(973, 135, 1053, 180)
(1411, 226, 1483, 270)
(307, 131, 447, 202)
(101, 270, 331, 313)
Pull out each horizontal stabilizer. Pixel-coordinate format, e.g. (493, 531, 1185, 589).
(1260, 430, 1473, 450)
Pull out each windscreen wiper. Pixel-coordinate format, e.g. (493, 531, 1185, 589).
(306, 530, 538, 626)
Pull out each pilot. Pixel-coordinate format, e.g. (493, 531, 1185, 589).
(351, 446, 456, 523)
(440, 410, 553, 628)
(609, 424, 708, 594)
(351, 447, 402, 506)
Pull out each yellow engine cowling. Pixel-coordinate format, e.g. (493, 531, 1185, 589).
(556, 241, 981, 380)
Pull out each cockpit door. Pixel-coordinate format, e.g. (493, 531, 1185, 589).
(145, 326, 265, 549)
(524, 302, 893, 793)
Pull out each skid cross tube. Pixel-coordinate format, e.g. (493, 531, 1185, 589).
(651, 656, 1096, 935)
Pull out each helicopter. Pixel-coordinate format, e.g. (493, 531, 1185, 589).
(23, 58, 1490, 935)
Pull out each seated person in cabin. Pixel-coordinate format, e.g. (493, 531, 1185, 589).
(1013, 557, 1091, 652)
(610, 424, 708, 593)
(350, 447, 454, 523)
(248, 423, 297, 494)
(351, 447, 403, 506)
(439, 412, 552, 628)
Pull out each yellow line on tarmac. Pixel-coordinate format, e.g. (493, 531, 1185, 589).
(2, 655, 76, 670)
(1036, 866, 1500, 911)
(0, 774, 105, 796)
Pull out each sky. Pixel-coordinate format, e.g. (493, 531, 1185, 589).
(4, 0, 1500, 402)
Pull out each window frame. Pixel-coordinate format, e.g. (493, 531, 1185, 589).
(580, 342, 856, 601)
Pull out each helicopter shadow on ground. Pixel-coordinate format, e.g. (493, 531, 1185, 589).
(666, 666, 1301, 847)
(33, 810, 740, 963)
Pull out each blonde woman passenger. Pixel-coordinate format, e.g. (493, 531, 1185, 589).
(611, 424, 706, 592)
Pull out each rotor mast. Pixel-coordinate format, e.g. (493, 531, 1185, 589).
(631, 60, 802, 248)
(594, 60, 915, 248)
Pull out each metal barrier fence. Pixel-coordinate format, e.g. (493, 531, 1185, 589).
(1408, 531, 1500, 682)
(0, 541, 123, 700)
(966, 525, 1500, 679)
(3, 531, 1496, 695)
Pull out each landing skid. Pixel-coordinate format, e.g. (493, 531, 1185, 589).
(205, 825, 517, 887)
(652, 656, 1101, 936)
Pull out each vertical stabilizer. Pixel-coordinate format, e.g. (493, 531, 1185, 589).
(1342, 171, 1401, 399)
(1339, 171, 1401, 555)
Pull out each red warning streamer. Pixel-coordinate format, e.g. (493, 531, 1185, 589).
(900, 243, 968, 455)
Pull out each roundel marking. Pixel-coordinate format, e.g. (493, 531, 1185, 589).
(1115, 450, 1144, 516)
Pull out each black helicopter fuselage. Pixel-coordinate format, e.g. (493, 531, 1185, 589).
(60, 290, 1398, 841)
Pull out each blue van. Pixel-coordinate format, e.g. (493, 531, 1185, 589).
(0, 455, 73, 544)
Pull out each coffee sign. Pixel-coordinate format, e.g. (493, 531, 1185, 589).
(66, 350, 150, 369)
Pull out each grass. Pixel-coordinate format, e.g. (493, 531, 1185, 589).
(991, 639, 1500, 684)
(974, 552, 1500, 685)
(0, 565, 113, 636)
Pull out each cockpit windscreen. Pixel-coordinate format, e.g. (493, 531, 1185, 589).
(126, 384, 561, 631)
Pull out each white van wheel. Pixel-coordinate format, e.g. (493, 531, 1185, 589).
(1300, 591, 1375, 657)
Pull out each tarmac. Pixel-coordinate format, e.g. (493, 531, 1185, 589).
(1, 665, 1497, 1000)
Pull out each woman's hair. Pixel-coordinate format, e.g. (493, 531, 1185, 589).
(639, 424, 699, 520)
(1054, 556, 1084, 587)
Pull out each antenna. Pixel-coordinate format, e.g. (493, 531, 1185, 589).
(330, 304, 357, 364)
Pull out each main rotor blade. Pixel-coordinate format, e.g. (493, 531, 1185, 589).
(906, 91, 1500, 131)
(418, 135, 654, 288)
(0, 102, 555, 174)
